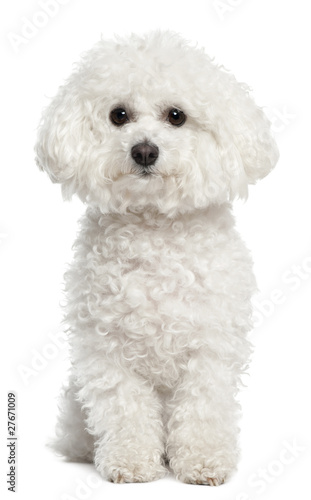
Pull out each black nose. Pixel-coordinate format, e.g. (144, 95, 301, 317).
(131, 142, 159, 167)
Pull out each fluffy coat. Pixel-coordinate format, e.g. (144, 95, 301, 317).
(35, 31, 278, 485)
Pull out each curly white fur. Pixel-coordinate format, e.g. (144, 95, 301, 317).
(35, 31, 278, 485)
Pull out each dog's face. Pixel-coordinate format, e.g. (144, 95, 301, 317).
(36, 31, 278, 216)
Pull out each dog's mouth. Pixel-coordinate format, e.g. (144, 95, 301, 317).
(133, 165, 157, 177)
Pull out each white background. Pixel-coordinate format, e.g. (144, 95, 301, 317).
(1, 1, 310, 499)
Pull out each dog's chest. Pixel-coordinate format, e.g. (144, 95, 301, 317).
(72, 206, 244, 385)
(89, 209, 225, 316)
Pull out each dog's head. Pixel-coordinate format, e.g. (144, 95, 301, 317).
(35, 31, 278, 216)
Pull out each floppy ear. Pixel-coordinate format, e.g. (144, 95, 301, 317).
(35, 81, 93, 197)
(213, 72, 279, 197)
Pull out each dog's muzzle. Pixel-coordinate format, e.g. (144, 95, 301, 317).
(131, 142, 159, 172)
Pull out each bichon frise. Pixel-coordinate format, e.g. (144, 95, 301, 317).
(35, 31, 278, 485)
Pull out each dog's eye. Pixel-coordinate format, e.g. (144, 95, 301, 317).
(110, 108, 129, 126)
(167, 108, 186, 127)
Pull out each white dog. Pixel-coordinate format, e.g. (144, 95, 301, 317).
(35, 31, 278, 485)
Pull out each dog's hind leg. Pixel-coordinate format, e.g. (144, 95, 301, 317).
(49, 374, 94, 462)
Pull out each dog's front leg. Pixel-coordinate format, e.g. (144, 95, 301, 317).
(78, 363, 166, 483)
(166, 350, 241, 485)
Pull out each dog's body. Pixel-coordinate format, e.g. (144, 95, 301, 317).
(36, 31, 278, 485)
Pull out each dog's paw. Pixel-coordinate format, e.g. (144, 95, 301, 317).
(170, 456, 234, 485)
(182, 467, 225, 486)
(107, 462, 167, 483)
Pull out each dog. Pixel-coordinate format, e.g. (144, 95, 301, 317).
(35, 31, 278, 485)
